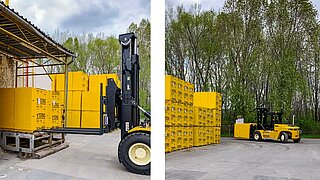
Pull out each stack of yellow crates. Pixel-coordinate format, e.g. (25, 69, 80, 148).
(51, 91, 63, 128)
(165, 75, 222, 153)
(165, 75, 194, 153)
(52, 71, 88, 128)
(194, 92, 222, 145)
(51, 72, 120, 128)
(0, 88, 52, 133)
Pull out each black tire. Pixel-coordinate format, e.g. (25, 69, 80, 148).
(253, 132, 262, 141)
(118, 132, 150, 175)
(280, 132, 288, 143)
(293, 138, 301, 143)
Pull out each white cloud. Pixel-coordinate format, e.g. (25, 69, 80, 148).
(9, 0, 150, 36)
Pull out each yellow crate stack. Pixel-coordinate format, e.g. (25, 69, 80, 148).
(165, 75, 194, 153)
(0, 88, 52, 133)
(51, 91, 63, 128)
(165, 75, 222, 153)
(193, 92, 222, 146)
(52, 72, 120, 129)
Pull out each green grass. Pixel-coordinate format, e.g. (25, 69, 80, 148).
(301, 134, 320, 139)
(221, 133, 233, 137)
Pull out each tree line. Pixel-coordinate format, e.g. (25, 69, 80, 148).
(48, 19, 151, 109)
(165, 0, 320, 134)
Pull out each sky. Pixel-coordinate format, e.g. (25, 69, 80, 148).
(8, 0, 150, 36)
(166, 0, 320, 15)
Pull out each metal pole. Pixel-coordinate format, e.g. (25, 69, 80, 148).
(15, 61, 18, 87)
(64, 57, 69, 127)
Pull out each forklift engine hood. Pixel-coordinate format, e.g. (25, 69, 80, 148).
(275, 124, 300, 131)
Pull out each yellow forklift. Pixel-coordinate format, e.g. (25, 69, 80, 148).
(234, 107, 301, 143)
(41, 33, 151, 175)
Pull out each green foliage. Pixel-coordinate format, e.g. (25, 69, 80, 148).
(166, 0, 320, 134)
(50, 19, 151, 110)
(296, 118, 320, 135)
(127, 19, 151, 109)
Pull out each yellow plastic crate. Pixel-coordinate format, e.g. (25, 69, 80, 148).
(214, 127, 221, 144)
(183, 82, 189, 103)
(193, 92, 222, 110)
(176, 79, 183, 102)
(165, 101, 171, 114)
(165, 101, 171, 126)
(188, 83, 194, 104)
(89, 74, 107, 95)
(170, 127, 176, 151)
(59, 91, 82, 110)
(177, 115, 183, 126)
(66, 110, 81, 128)
(88, 74, 120, 95)
(82, 91, 100, 111)
(45, 91, 53, 129)
(55, 72, 89, 91)
(165, 127, 171, 153)
(213, 109, 222, 127)
(0, 88, 15, 130)
(0, 88, 51, 133)
(50, 75, 56, 91)
(194, 107, 206, 126)
(165, 75, 178, 101)
(81, 110, 100, 128)
(193, 127, 205, 146)
(165, 115, 171, 126)
(176, 137, 183, 150)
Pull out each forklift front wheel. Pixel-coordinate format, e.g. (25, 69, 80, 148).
(280, 132, 288, 143)
(118, 132, 150, 175)
(253, 132, 261, 141)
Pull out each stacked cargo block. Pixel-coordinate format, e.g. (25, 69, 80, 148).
(193, 92, 222, 145)
(51, 72, 120, 128)
(165, 75, 222, 153)
(0, 88, 52, 133)
(165, 75, 194, 153)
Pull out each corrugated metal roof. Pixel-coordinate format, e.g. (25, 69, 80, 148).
(0, 1, 75, 63)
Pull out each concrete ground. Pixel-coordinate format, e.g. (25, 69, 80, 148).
(166, 137, 320, 180)
(0, 130, 149, 180)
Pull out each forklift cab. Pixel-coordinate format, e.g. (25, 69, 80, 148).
(253, 107, 300, 143)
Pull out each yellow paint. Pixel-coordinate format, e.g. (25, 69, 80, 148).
(128, 126, 151, 134)
(234, 123, 256, 139)
(81, 91, 100, 111)
(66, 110, 81, 128)
(81, 110, 100, 128)
(88, 74, 108, 95)
(54, 71, 88, 91)
(234, 123, 300, 141)
(0, 88, 15, 130)
(194, 92, 222, 110)
(165, 75, 178, 101)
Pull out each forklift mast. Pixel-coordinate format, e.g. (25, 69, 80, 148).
(119, 33, 140, 138)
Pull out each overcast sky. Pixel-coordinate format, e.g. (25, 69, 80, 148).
(166, 0, 320, 15)
(9, 0, 150, 36)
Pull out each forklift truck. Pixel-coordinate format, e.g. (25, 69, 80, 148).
(41, 33, 151, 175)
(234, 107, 301, 143)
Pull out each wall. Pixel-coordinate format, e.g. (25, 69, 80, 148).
(0, 55, 15, 88)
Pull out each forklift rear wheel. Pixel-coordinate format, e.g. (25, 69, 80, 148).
(118, 132, 150, 175)
(280, 132, 288, 143)
(253, 132, 261, 141)
(293, 138, 301, 143)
